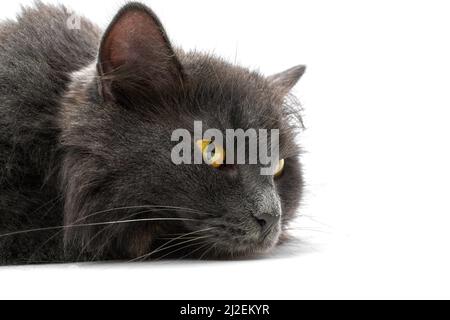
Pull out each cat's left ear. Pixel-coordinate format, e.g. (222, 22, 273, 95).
(268, 65, 306, 96)
(97, 3, 183, 103)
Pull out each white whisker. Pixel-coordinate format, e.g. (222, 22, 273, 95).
(179, 242, 211, 260)
(154, 241, 211, 261)
(129, 227, 216, 262)
(0, 217, 195, 239)
(199, 243, 216, 260)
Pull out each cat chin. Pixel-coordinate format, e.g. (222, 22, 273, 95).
(200, 229, 282, 260)
(207, 244, 278, 260)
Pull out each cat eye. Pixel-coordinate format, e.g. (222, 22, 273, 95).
(196, 140, 225, 168)
(274, 159, 285, 177)
(195, 139, 285, 175)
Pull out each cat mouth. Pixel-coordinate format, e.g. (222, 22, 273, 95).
(151, 212, 283, 260)
(201, 224, 282, 259)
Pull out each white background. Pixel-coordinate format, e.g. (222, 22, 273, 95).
(1, 0, 450, 299)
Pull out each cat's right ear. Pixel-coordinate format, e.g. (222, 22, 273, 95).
(268, 65, 306, 96)
(97, 3, 184, 103)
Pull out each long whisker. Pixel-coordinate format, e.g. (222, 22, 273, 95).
(27, 206, 212, 262)
(129, 227, 216, 262)
(76, 209, 207, 261)
(179, 242, 211, 260)
(0, 217, 195, 239)
(139, 235, 212, 262)
(81, 205, 212, 220)
(199, 243, 217, 260)
(154, 240, 211, 261)
(157, 236, 210, 240)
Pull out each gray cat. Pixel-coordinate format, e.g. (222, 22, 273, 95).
(0, 1, 305, 265)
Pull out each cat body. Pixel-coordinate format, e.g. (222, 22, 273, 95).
(0, 3, 100, 264)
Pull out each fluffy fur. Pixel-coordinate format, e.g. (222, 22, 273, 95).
(0, 2, 304, 265)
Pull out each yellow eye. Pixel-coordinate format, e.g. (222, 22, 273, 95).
(274, 159, 285, 177)
(196, 140, 225, 168)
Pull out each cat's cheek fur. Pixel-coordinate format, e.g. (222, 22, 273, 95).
(121, 225, 155, 258)
(278, 157, 304, 235)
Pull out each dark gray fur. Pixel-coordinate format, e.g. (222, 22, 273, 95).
(0, 2, 305, 265)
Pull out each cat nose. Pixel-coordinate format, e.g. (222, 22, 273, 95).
(254, 212, 280, 233)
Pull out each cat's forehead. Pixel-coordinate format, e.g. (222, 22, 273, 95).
(181, 53, 283, 129)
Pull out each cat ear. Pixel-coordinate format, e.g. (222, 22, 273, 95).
(268, 65, 306, 96)
(97, 3, 183, 103)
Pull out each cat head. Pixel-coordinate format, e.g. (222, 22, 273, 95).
(60, 2, 305, 260)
